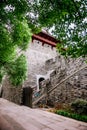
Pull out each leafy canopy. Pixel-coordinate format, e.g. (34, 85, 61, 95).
(0, 0, 87, 86)
(32, 0, 87, 58)
(0, 0, 32, 86)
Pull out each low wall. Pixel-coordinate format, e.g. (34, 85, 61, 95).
(2, 77, 22, 105)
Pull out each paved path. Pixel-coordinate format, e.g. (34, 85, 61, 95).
(0, 98, 87, 130)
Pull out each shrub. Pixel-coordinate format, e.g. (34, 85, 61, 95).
(71, 99, 87, 115)
(56, 110, 87, 122)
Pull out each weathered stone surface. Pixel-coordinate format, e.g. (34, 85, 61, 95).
(2, 77, 22, 105)
(1, 39, 87, 106)
(0, 99, 87, 130)
(47, 65, 87, 105)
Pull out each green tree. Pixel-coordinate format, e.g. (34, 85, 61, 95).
(0, 0, 87, 86)
(32, 0, 87, 58)
(0, 0, 32, 86)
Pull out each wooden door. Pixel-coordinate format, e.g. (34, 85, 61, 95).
(22, 87, 33, 108)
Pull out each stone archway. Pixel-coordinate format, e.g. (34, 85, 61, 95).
(39, 77, 45, 90)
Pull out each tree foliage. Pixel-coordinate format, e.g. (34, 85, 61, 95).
(0, 0, 32, 86)
(0, 0, 87, 86)
(7, 54, 27, 86)
(32, 0, 87, 57)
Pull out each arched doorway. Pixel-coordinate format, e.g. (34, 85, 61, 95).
(39, 77, 45, 90)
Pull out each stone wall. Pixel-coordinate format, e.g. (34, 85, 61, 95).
(1, 38, 87, 106)
(43, 57, 87, 106)
(23, 40, 58, 90)
(31, 51, 87, 107)
(1, 40, 58, 105)
(2, 77, 22, 105)
(47, 69, 87, 105)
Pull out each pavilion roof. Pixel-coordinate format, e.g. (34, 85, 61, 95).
(32, 31, 61, 47)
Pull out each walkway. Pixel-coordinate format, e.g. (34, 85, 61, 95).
(0, 98, 87, 130)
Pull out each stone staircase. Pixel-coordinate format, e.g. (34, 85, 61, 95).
(32, 64, 87, 106)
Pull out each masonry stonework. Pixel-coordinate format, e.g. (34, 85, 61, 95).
(1, 33, 87, 107)
(2, 77, 22, 105)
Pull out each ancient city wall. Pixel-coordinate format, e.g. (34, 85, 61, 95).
(38, 56, 87, 106)
(1, 39, 87, 106)
(23, 40, 58, 88)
